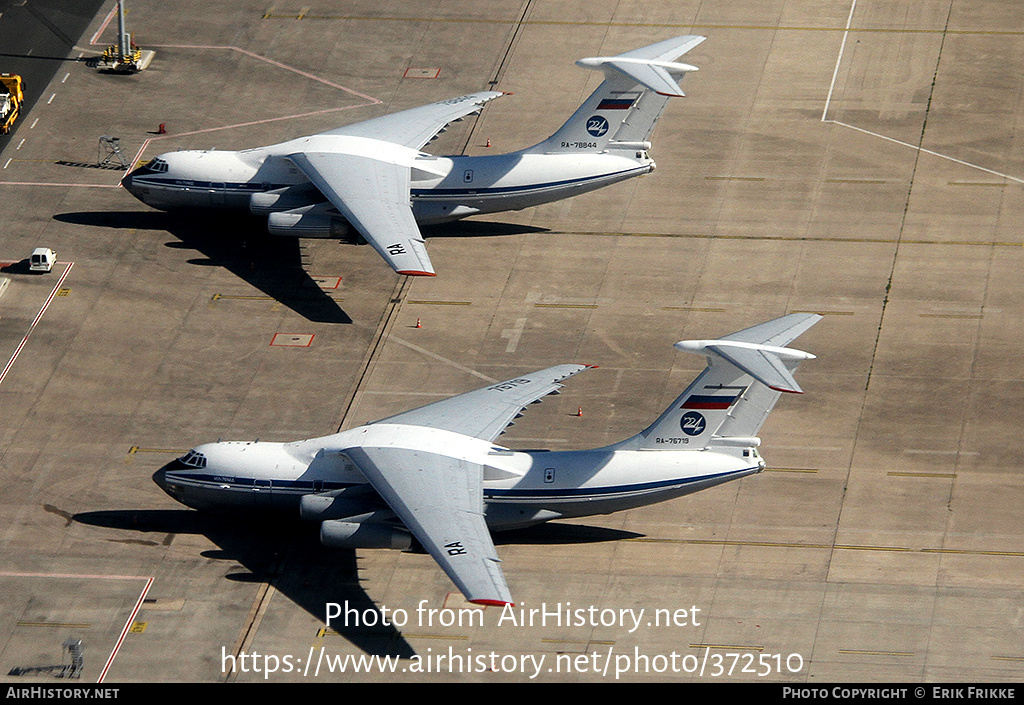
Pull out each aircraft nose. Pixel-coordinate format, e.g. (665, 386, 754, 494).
(121, 169, 139, 195)
(152, 467, 169, 493)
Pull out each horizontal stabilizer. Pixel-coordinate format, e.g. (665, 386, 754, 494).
(576, 57, 697, 97)
(690, 341, 813, 393)
(674, 313, 822, 394)
(576, 35, 705, 97)
(719, 312, 823, 348)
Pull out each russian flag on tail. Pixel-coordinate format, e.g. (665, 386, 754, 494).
(681, 391, 742, 410)
(597, 93, 640, 110)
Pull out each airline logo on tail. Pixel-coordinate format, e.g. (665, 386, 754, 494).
(680, 412, 706, 436)
(586, 116, 610, 136)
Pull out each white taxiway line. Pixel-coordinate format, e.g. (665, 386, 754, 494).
(391, 334, 499, 383)
(829, 120, 1024, 185)
(821, 0, 857, 122)
(0, 261, 74, 387)
(821, 0, 1024, 185)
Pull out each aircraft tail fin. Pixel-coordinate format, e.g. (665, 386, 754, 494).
(525, 35, 704, 155)
(616, 314, 821, 451)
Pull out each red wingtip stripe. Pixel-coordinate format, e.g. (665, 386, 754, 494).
(398, 270, 437, 277)
(470, 599, 514, 607)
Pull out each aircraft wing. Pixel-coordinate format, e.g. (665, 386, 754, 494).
(373, 363, 592, 441)
(284, 93, 505, 276)
(286, 151, 435, 276)
(343, 445, 513, 605)
(323, 91, 505, 150)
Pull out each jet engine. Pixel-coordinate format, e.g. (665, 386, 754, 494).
(299, 489, 372, 522)
(320, 518, 412, 550)
(266, 202, 350, 239)
(249, 184, 323, 215)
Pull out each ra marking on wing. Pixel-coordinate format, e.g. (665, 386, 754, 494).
(445, 541, 468, 556)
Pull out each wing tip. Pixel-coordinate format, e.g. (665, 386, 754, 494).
(470, 599, 514, 607)
(398, 270, 437, 277)
(770, 385, 803, 394)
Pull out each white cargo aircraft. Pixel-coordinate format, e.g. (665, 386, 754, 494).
(123, 36, 706, 276)
(154, 314, 820, 606)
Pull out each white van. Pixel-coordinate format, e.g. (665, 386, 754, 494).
(29, 248, 56, 273)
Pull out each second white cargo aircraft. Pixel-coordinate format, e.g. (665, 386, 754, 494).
(122, 35, 706, 276)
(154, 314, 820, 606)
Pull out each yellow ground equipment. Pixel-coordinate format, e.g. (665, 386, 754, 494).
(0, 73, 23, 135)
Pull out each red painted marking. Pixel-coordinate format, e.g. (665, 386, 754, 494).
(99, 577, 154, 683)
(0, 262, 74, 387)
(0, 570, 153, 684)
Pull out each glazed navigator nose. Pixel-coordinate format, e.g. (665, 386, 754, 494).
(151, 467, 168, 493)
(121, 167, 144, 200)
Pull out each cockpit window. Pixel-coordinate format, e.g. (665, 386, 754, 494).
(180, 450, 207, 468)
(145, 158, 169, 173)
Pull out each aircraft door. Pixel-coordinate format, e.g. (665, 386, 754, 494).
(252, 478, 273, 507)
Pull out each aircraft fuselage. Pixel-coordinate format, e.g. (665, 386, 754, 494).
(154, 423, 762, 531)
(122, 138, 655, 225)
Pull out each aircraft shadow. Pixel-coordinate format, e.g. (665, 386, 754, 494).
(493, 522, 644, 546)
(72, 508, 643, 657)
(73, 509, 415, 659)
(419, 220, 549, 239)
(53, 211, 352, 324)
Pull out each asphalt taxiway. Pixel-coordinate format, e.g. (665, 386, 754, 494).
(0, 0, 1022, 683)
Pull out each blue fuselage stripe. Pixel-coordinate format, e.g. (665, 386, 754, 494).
(129, 166, 648, 202)
(166, 466, 757, 501)
(483, 467, 757, 501)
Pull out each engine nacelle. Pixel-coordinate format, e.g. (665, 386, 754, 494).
(267, 202, 349, 238)
(299, 490, 370, 522)
(249, 184, 323, 216)
(320, 519, 412, 550)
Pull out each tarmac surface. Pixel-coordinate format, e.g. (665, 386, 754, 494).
(0, 0, 1022, 684)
